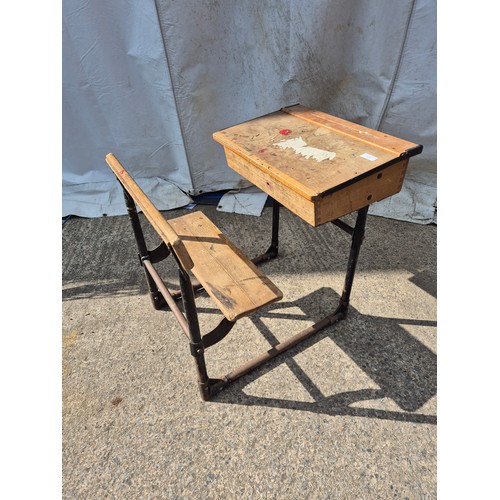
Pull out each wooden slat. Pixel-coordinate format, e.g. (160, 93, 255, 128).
(281, 105, 418, 155)
(105, 153, 194, 270)
(169, 211, 283, 321)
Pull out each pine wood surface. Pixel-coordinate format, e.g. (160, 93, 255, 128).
(169, 212, 283, 321)
(106, 153, 282, 321)
(213, 106, 417, 201)
(282, 105, 417, 155)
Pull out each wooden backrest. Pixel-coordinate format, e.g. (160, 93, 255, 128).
(105, 153, 194, 270)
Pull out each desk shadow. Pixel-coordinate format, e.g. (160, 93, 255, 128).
(409, 269, 437, 298)
(213, 287, 437, 425)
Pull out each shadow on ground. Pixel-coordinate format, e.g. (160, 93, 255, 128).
(62, 205, 437, 498)
(194, 286, 436, 425)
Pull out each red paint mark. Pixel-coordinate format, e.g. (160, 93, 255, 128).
(119, 169, 125, 176)
(258, 148, 268, 153)
(279, 129, 292, 135)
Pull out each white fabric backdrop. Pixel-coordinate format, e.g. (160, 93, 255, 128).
(63, 0, 436, 223)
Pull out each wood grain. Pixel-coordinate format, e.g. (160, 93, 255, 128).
(315, 159, 408, 224)
(169, 211, 283, 321)
(214, 106, 418, 225)
(225, 146, 407, 226)
(224, 148, 316, 225)
(281, 105, 418, 155)
(213, 111, 400, 200)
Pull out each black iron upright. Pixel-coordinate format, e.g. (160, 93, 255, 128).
(337, 206, 369, 316)
(121, 186, 166, 310)
(256, 197, 369, 318)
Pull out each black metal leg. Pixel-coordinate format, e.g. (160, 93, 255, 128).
(251, 200, 368, 318)
(178, 268, 211, 400)
(252, 198, 280, 264)
(211, 206, 370, 394)
(337, 206, 369, 316)
(270, 198, 280, 255)
(121, 187, 166, 310)
(120, 181, 368, 400)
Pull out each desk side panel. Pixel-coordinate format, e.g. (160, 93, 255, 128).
(224, 148, 316, 226)
(223, 149, 408, 227)
(315, 159, 409, 225)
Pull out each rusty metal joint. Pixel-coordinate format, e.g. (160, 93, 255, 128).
(189, 340, 205, 357)
(252, 245, 278, 265)
(336, 299, 349, 318)
(265, 243, 279, 259)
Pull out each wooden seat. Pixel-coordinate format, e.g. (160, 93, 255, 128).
(105, 153, 282, 322)
(169, 211, 282, 321)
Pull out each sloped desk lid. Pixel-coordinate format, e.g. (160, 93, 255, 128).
(213, 105, 422, 201)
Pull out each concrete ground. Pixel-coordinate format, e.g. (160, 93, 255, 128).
(62, 205, 436, 499)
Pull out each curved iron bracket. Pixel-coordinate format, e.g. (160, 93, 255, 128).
(202, 318, 236, 349)
(149, 241, 170, 263)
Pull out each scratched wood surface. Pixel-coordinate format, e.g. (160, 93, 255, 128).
(169, 212, 283, 321)
(107, 153, 282, 320)
(282, 105, 417, 156)
(314, 159, 408, 225)
(213, 106, 418, 201)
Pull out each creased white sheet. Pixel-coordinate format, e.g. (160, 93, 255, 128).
(216, 187, 268, 217)
(63, 0, 436, 223)
(62, 178, 192, 218)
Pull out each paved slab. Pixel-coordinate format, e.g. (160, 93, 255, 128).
(63, 205, 436, 499)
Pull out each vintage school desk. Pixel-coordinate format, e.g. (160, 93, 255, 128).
(106, 105, 421, 402)
(211, 104, 422, 386)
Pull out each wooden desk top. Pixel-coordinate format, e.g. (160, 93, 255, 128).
(213, 105, 422, 202)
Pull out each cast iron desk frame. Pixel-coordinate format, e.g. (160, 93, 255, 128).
(121, 185, 369, 401)
(119, 179, 418, 401)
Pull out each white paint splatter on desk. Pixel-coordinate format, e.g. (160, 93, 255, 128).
(274, 136, 336, 162)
